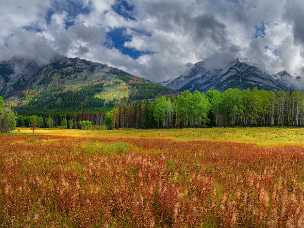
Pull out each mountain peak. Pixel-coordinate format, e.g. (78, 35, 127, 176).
(166, 58, 293, 92)
(232, 58, 241, 64)
(226, 58, 253, 67)
(276, 70, 292, 78)
(223, 58, 242, 69)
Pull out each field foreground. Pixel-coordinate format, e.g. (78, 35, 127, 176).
(1, 128, 304, 227)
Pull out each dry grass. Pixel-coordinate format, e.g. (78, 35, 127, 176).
(16, 127, 304, 146)
(1, 129, 304, 227)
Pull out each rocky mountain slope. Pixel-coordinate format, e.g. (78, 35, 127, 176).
(165, 59, 303, 92)
(0, 57, 172, 113)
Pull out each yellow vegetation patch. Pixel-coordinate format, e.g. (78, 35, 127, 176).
(15, 127, 304, 147)
(94, 80, 129, 102)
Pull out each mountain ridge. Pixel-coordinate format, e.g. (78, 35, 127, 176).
(165, 58, 304, 92)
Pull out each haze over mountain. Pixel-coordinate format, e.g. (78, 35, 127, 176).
(165, 58, 304, 92)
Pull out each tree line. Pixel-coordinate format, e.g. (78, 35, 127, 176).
(7, 88, 304, 131)
(112, 88, 304, 128)
(16, 112, 111, 129)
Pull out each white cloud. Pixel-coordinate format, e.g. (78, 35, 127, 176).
(1, 0, 304, 81)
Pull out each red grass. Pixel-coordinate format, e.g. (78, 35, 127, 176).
(1, 135, 304, 227)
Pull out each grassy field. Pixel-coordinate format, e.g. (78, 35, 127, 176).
(1, 128, 304, 227)
(17, 127, 304, 146)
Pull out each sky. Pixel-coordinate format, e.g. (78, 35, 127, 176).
(1, 0, 304, 82)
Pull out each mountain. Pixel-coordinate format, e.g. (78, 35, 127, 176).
(0, 57, 172, 113)
(165, 58, 303, 92)
(0, 57, 41, 98)
(273, 71, 304, 90)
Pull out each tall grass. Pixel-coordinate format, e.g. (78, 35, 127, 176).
(1, 133, 304, 226)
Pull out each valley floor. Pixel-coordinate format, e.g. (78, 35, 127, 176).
(1, 128, 304, 226)
(17, 127, 304, 146)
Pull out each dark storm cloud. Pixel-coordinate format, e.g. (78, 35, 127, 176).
(191, 15, 227, 46)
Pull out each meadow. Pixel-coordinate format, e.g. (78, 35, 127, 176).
(1, 128, 304, 227)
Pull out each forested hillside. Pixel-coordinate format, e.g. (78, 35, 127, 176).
(0, 57, 172, 114)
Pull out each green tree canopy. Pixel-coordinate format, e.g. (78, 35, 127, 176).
(153, 96, 173, 128)
(220, 88, 245, 126)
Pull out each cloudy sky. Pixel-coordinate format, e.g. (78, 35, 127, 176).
(1, 0, 304, 81)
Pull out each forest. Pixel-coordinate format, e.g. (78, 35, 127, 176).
(112, 88, 304, 128)
(12, 88, 304, 130)
(16, 112, 108, 130)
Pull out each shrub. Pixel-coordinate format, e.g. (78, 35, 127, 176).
(79, 120, 93, 130)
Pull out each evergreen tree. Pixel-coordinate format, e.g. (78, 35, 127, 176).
(105, 111, 113, 130)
